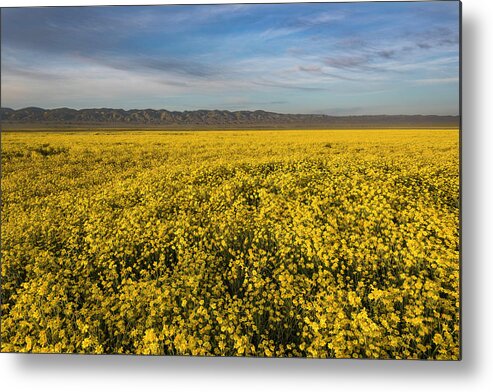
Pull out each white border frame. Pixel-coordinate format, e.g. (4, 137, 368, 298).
(2, 1, 492, 391)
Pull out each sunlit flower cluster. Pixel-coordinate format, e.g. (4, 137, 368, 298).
(1, 129, 459, 359)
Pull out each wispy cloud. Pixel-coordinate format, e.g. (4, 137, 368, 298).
(1, 2, 459, 115)
(1, 63, 63, 81)
(260, 26, 305, 40)
(294, 11, 346, 27)
(324, 56, 370, 70)
(415, 77, 459, 85)
(411, 26, 460, 50)
(296, 64, 359, 81)
(95, 55, 219, 79)
(252, 79, 329, 92)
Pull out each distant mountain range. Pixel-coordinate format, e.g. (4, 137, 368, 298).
(0, 107, 460, 129)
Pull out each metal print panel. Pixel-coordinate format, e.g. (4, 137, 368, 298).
(0, 1, 461, 359)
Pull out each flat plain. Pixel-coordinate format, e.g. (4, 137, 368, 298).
(0, 129, 459, 358)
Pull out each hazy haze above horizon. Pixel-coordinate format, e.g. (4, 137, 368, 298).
(1, 1, 460, 115)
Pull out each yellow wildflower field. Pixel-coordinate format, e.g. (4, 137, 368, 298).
(0, 129, 460, 359)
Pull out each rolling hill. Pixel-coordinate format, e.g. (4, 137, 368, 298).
(0, 107, 460, 129)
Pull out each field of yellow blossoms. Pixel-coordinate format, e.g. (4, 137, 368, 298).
(1, 129, 459, 359)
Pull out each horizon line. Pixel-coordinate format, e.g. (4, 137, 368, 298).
(0, 106, 460, 117)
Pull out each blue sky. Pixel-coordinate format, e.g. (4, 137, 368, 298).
(1, 1, 460, 115)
